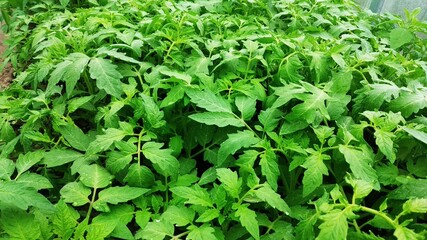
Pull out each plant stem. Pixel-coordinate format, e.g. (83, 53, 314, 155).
(164, 175, 169, 211)
(137, 130, 144, 166)
(83, 70, 95, 95)
(356, 205, 398, 229)
(173, 230, 190, 239)
(86, 187, 98, 224)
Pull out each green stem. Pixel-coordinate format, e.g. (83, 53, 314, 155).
(265, 215, 284, 235)
(237, 184, 262, 205)
(356, 205, 398, 229)
(83, 70, 95, 95)
(164, 175, 169, 211)
(164, 41, 176, 61)
(173, 230, 190, 239)
(244, 55, 252, 81)
(86, 187, 98, 224)
(133, 66, 144, 90)
(353, 219, 362, 234)
(137, 130, 145, 166)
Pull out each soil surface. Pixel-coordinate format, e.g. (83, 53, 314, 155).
(0, 30, 13, 89)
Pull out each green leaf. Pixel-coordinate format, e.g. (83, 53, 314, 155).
(86, 128, 128, 155)
(162, 206, 195, 227)
(142, 142, 180, 177)
(390, 28, 414, 50)
(86, 223, 111, 240)
(260, 148, 279, 191)
(78, 164, 114, 189)
(73, 218, 89, 240)
(159, 67, 192, 84)
(185, 55, 212, 76)
(57, 123, 91, 151)
(135, 210, 151, 229)
(16, 173, 53, 190)
(316, 209, 349, 240)
(295, 215, 318, 240)
(106, 151, 134, 174)
(198, 167, 218, 186)
(309, 51, 330, 84)
(68, 95, 94, 113)
(401, 126, 427, 145)
(123, 163, 155, 188)
(258, 108, 282, 132)
(186, 88, 233, 113)
(354, 81, 400, 112)
(46, 60, 72, 95)
(403, 198, 427, 213)
(89, 58, 123, 98)
(187, 225, 217, 240)
(217, 130, 260, 165)
(0, 157, 15, 180)
(140, 93, 166, 129)
(196, 209, 221, 223)
(24, 131, 51, 143)
(0, 182, 53, 212)
(138, 221, 174, 240)
(302, 153, 329, 196)
(271, 84, 305, 108)
(235, 95, 257, 120)
(389, 179, 427, 199)
(160, 85, 185, 108)
(52, 200, 80, 239)
(170, 185, 214, 207)
(346, 176, 374, 200)
(279, 55, 304, 83)
(0, 209, 41, 240)
(63, 53, 90, 97)
(99, 48, 141, 64)
(389, 88, 427, 117)
(234, 203, 259, 240)
(60, 182, 91, 206)
(43, 149, 84, 168)
(286, 85, 330, 124)
(216, 168, 242, 199)
(93, 186, 149, 211)
(189, 112, 244, 127)
(374, 129, 396, 163)
(393, 226, 423, 240)
(254, 184, 291, 215)
(339, 145, 379, 190)
(33, 209, 52, 240)
(90, 204, 135, 239)
(60, 0, 70, 7)
(16, 150, 44, 175)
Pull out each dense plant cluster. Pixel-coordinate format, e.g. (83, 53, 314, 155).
(1, 0, 427, 239)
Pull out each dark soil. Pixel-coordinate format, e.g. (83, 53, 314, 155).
(0, 30, 13, 89)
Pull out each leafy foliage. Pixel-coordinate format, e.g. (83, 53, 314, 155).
(1, 0, 427, 239)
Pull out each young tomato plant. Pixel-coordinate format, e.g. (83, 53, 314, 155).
(0, 0, 427, 239)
